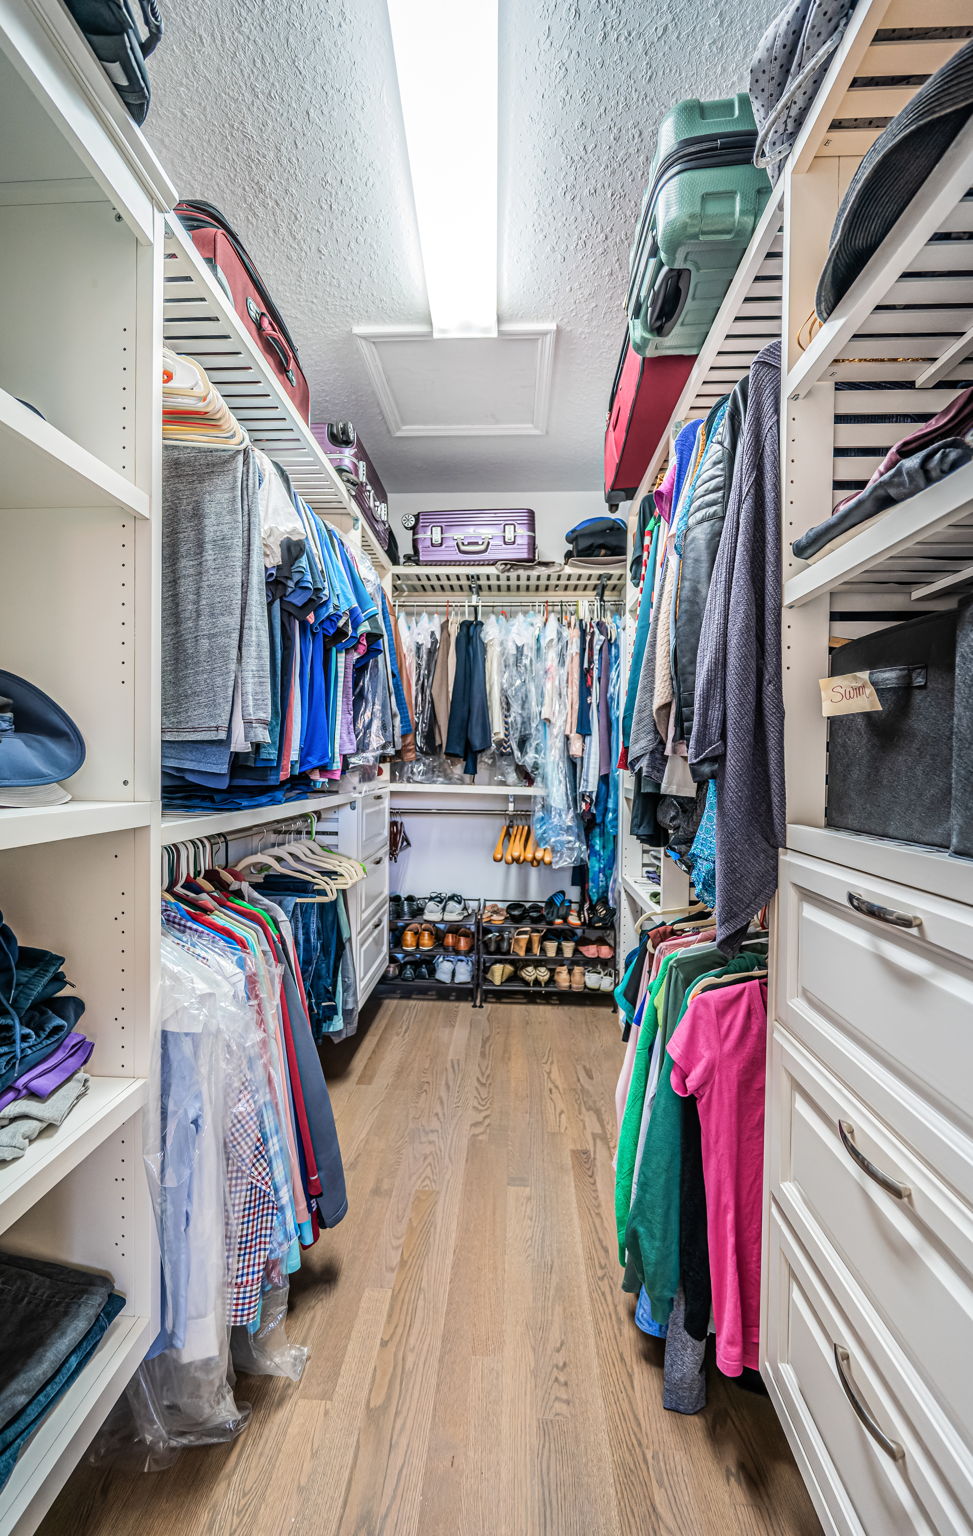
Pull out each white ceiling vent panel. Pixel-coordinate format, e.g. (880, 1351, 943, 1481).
(353, 324, 556, 437)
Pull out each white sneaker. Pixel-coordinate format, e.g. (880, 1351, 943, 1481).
(452, 956, 474, 985)
(442, 893, 469, 920)
(424, 892, 447, 920)
(434, 955, 455, 983)
(600, 969, 615, 992)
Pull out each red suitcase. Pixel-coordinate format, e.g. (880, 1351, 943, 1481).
(175, 200, 311, 422)
(604, 338, 694, 504)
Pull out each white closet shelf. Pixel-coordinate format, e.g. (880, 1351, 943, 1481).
(0, 390, 148, 515)
(787, 824, 973, 908)
(630, 185, 785, 504)
(621, 873, 661, 910)
(0, 1310, 152, 1536)
(161, 220, 391, 577)
(160, 789, 376, 844)
(784, 461, 973, 606)
(390, 565, 625, 600)
(0, 801, 151, 853)
(0, 1076, 147, 1237)
(0, 0, 176, 244)
(787, 119, 973, 403)
(784, 0, 971, 174)
(390, 782, 541, 797)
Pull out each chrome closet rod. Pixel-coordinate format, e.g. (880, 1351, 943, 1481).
(389, 806, 534, 819)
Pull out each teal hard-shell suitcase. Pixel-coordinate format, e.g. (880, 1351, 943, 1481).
(627, 93, 772, 358)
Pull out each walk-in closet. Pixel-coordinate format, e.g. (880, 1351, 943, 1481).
(1, 1, 971, 1532)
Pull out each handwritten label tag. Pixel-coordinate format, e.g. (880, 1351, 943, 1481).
(820, 672, 883, 717)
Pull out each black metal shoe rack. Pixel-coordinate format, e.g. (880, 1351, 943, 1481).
(375, 899, 617, 1008)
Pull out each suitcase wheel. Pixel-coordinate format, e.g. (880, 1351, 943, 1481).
(401, 512, 417, 530)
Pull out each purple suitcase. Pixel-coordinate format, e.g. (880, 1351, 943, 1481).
(405, 508, 537, 565)
(312, 421, 390, 551)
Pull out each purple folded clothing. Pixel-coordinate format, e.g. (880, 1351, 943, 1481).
(0, 1033, 93, 1113)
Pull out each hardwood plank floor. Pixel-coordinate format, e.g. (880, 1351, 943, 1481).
(40, 999, 821, 1536)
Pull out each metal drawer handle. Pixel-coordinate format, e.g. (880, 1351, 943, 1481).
(846, 892, 921, 930)
(838, 1121, 911, 1201)
(833, 1344, 905, 1461)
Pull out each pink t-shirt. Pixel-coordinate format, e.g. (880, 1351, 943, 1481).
(668, 979, 768, 1376)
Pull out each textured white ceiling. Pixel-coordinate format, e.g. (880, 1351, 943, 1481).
(146, 0, 780, 492)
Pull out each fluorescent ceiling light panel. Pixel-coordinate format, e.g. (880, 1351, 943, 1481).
(387, 0, 498, 339)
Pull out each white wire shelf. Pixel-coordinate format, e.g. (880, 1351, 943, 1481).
(784, 461, 973, 607)
(390, 564, 625, 601)
(161, 220, 391, 577)
(0, 390, 148, 515)
(0, 1076, 147, 1237)
(390, 782, 541, 797)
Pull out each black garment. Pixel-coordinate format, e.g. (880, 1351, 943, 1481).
(445, 620, 492, 775)
(656, 790, 705, 868)
(0, 1252, 112, 1431)
(630, 769, 663, 844)
(630, 494, 655, 586)
(793, 439, 973, 560)
(680, 1097, 712, 1342)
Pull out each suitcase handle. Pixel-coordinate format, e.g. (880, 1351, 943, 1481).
(246, 298, 298, 386)
(455, 536, 491, 555)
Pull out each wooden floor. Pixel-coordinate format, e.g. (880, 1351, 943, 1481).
(43, 999, 821, 1536)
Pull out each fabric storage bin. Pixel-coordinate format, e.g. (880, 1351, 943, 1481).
(826, 599, 973, 853)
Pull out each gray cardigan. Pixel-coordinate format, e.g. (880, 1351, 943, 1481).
(689, 341, 785, 953)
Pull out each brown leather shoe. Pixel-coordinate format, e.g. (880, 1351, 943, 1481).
(418, 924, 438, 951)
(456, 926, 475, 953)
(443, 926, 458, 950)
(401, 923, 420, 951)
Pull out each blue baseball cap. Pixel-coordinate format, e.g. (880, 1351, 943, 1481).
(0, 672, 85, 807)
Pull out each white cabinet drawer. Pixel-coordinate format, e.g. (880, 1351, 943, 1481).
(357, 789, 389, 859)
(777, 850, 973, 1205)
(770, 1027, 973, 1457)
(355, 906, 387, 993)
(335, 789, 389, 861)
(353, 848, 387, 928)
(764, 1210, 971, 1536)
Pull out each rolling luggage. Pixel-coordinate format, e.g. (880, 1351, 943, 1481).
(175, 201, 311, 421)
(627, 94, 771, 358)
(404, 509, 537, 565)
(604, 337, 694, 503)
(313, 422, 391, 552)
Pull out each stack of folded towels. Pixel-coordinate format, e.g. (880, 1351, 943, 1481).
(0, 1251, 124, 1489)
(0, 910, 92, 1163)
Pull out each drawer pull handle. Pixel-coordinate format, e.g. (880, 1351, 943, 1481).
(833, 1344, 904, 1461)
(846, 892, 921, 930)
(838, 1121, 911, 1200)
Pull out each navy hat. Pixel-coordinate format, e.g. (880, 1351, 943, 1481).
(0, 672, 85, 807)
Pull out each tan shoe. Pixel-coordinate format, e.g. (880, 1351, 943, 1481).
(570, 965, 585, 992)
(529, 930, 542, 956)
(554, 965, 571, 990)
(560, 939, 576, 959)
(533, 965, 551, 987)
(542, 936, 558, 958)
(401, 923, 420, 951)
(511, 927, 530, 958)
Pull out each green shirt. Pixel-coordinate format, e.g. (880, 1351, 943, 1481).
(621, 947, 767, 1322)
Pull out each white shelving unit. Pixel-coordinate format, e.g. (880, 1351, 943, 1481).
(0, 2, 173, 1528)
